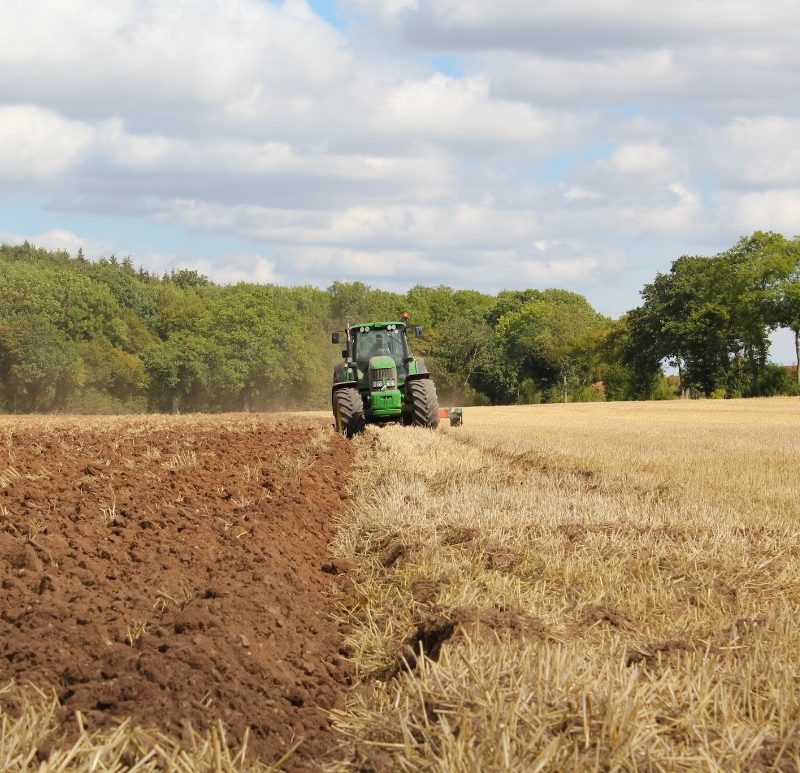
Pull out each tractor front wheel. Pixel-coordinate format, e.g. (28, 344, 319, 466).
(333, 388, 365, 438)
(408, 378, 439, 429)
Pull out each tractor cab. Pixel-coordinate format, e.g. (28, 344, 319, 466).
(352, 325, 410, 385)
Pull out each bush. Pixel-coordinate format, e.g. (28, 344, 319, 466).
(651, 375, 678, 400)
(518, 379, 543, 404)
(64, 389, 148, 415)
(758, 365, 800, 397)
(574, 385, 606, 402)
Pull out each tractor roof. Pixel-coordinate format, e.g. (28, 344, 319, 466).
(350, 321, 407, 329)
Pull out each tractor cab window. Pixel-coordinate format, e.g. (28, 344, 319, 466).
(354, 327, 409, 380)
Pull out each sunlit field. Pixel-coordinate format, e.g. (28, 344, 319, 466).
(331, 398, 800, 771)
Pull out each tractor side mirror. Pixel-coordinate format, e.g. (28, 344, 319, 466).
(341, 349, 348, 359)
(331, 331, 340, 344)
(414, 326, 424, 338)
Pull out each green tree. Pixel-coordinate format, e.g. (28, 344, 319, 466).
(498, 294, 609, 402)
(628, 232, 800, 397)
(772, 280, 800, 384)
(164, 268, 211, 290)
(718, 232, 800, 394)
(430, 317, 495, 403)
(0, 316, 81, 411)
(765, 237, 800, 384)
(83, 257, 160, 334)
(328, 281, 403, 327)
(79, 340, 149, 401)
(142, 333, 214, 412)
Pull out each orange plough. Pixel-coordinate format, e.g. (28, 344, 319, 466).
(438, 407, 464, 426)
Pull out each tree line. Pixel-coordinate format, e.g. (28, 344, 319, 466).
(0, 231, 798, 413)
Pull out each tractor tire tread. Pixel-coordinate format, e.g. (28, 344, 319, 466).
(408, 378, 439, 429)
(334, 387, 365, 438)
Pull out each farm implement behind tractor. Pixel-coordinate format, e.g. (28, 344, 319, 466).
(331, 316, 440, 437)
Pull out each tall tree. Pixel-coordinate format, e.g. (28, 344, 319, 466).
(628, 232, 800, 396)
(772, 277, 800, 384)
(497, 293, 609, 402)
(0, 315, 81, 411)
(142, 333, 214, 412)
(430, 317, 494, 403)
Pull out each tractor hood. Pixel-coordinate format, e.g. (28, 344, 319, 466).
(368, 355, 396, 370)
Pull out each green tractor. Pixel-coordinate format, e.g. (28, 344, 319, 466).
(331, 319, 439, 437)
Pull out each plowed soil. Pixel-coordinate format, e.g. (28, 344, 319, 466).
(0, 413, 355, 768)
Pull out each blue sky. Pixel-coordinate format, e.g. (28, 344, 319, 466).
(305, 0, 344, 27)
(1, 0, 799, 360)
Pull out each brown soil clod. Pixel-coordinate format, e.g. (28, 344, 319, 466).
(321, 558, 356, 576)
(377, 605, 548, 682)
(408, 617, 457, 664)
(377, 539, 419, 568)
(626, 615, 768, 668)
(373, 613, 459, 681)
(0, 414, 356, 768)
(578, 603, 636, 631)
(410, 579, 442, 605)
(439, 525, 479, 546)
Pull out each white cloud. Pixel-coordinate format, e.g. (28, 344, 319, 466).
(724, 189, 800, 235)
(81, 121, 457, 205)
(484, 43, 800, 116)
(0, 0, 798, 308)
(374, 74, 580, 149)
(279, 242, 624, 290)
(0, 106, 93, 181)
(484, 50, 685, 105)
(562, 182, 706, 239)
(0, 228, 109, 257)
(564, 186, 601, 202)
(619, 183, 705, 237)
(0, 0, 353, 139)
(281, 246, 443, 281)
(160, 199, 542, 251)
(551, 140, 703, 238)
(154, 195, 638, 291)
(348, 0, 798, 51)
(349, 0, 800, 117)
(178, 253, 282, 285)
(711, 117, 800, 186)
(600, 142, 682, 181)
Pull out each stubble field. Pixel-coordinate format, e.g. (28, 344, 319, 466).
(331, 399, 800, 771)
(2, 399, 799, 771)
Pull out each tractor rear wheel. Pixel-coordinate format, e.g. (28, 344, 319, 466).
(333, 387, 365, 438)
(408, 378, 439, 429)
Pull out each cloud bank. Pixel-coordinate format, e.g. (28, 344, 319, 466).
(1, 0, 799, 314)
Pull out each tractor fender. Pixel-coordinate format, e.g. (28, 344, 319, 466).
(405, 372, 431, 382)
(333, 362, 357, 383)
(406, 356, 430, 378)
